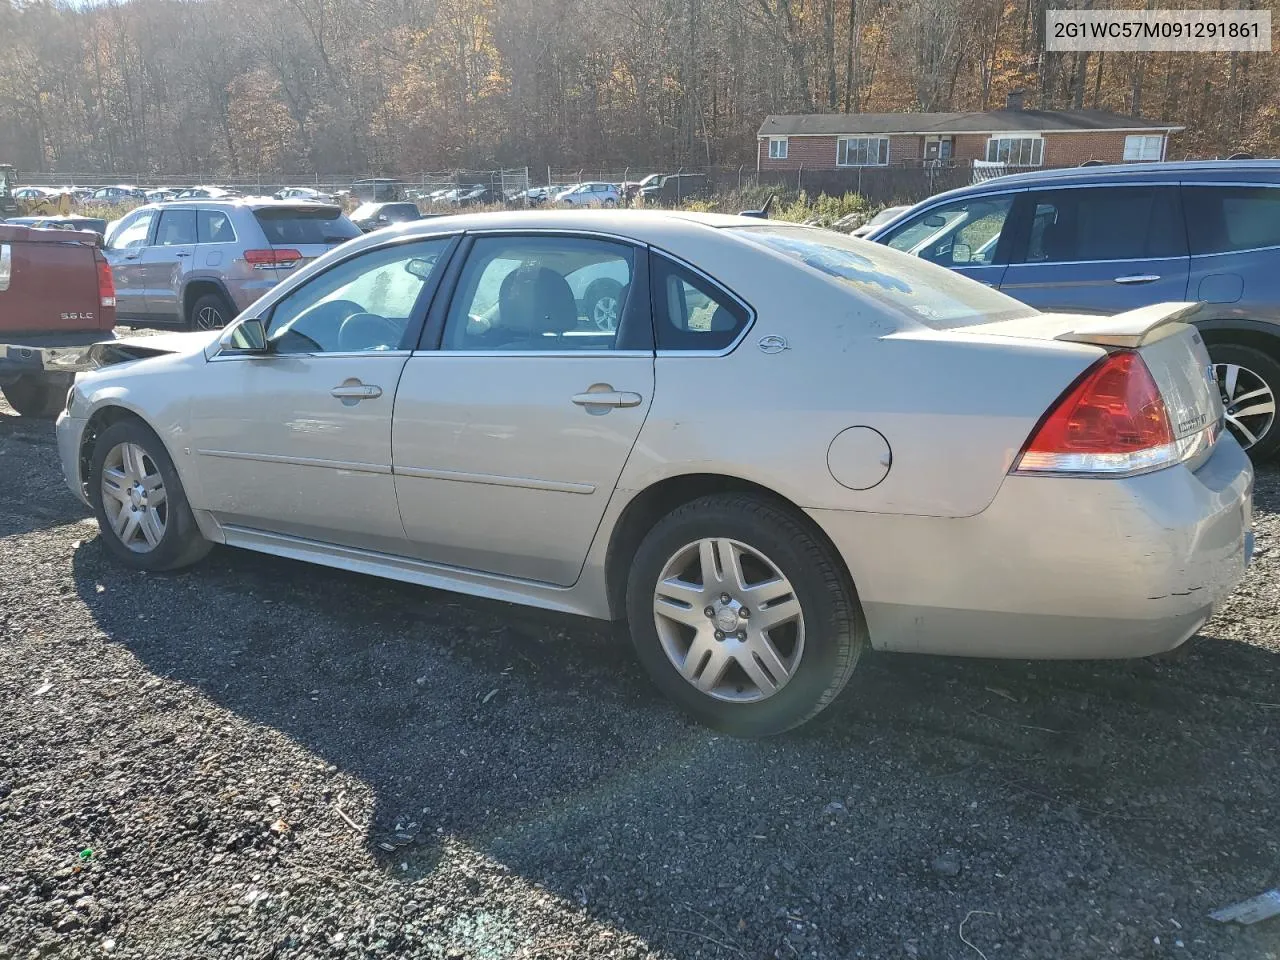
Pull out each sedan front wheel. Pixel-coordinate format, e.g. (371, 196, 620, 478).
(626, 494, 865, 736)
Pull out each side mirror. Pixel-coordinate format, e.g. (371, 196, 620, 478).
(219, 317, 268, 354)
(951, 242, 972, 264)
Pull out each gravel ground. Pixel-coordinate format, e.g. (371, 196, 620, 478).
(2, 398, 1279, 960)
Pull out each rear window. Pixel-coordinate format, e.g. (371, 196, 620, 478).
(730, 224, 1036, 328)
(253, 206, 360, 245)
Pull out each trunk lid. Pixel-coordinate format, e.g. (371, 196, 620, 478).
(965, 302, 1222, 460)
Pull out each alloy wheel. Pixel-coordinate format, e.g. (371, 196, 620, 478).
(100, 442, 167, 553)
(592, 296, 620, 332)
(196, 305, 225, 330)
(652, 538, 805, 703)
(1215, 362, 1276, 450)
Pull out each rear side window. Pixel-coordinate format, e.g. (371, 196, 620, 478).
(197, 210, 237, 243)
(253, 207, 360, 245)
(1013, 186, 1184, 263)
(1183, 186, 1280, 255)
(155, 209, 196, 246)
(650, 255, 749, 351)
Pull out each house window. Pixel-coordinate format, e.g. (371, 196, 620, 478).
(768, 137, 788, 160)
(1124, 134, 1164, 162)
(836, 136, 890, 167)
(985, 136, 1044, 166)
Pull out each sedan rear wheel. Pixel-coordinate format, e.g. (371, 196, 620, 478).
(1210, 343, 1280, 460)
(627, 493, 865, 736)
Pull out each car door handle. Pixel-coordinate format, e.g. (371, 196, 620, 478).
(330, 383, 383, 400)
(1113, 274, 1161, 284)
(175, 251, 190, 258)
(572, 390, 643, 408)
(124, 253, 139, 260)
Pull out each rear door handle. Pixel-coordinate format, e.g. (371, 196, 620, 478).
(330, 382, 383, 400)
(175, 251, 190, 258)
(1114, 274, 1161, 284)
(572, 390, 643, 408)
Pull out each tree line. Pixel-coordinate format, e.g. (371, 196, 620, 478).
(0, 0, 1274, 178)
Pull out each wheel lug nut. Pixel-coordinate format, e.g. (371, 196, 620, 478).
(720, 593, 731, 603)
(740, 607, 750, 618)
(704, 606, 716, 618)
(737, 630, 747, 640)
(714, 631, 725, 641)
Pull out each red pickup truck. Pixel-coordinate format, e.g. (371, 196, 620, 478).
(0, 224, 116, 417)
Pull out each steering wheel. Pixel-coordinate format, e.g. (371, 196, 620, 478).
(272, 299, 366, 353)
(338, 312, 402, 352)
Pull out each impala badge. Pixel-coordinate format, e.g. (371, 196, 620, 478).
(758, 335, 789, 354)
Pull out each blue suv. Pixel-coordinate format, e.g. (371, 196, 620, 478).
(867, 160, 1280, 458)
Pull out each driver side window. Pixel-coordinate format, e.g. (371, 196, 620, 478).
(266, 238, 453, 354)
(108, 210, 155, 251)
(882, 195, 1013, 267)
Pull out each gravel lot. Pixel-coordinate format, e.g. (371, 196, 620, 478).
(2, 397, 1279, 960)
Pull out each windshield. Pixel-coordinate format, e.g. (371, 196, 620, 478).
(730, 224, 1036, 328)
(866, 206, 907, 228)
(254, 207, 361, 245)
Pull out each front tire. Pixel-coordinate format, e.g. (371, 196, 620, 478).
(88, 418, 212, 571)
(1210, 342, 1280, 461)
(1, 374, 70, 418)
(626, 494, 865, 736)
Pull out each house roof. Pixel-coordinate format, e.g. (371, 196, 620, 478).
(758, 109, 1184, 137)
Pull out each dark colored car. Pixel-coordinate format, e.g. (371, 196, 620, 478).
(640, 173, 710, 204)
(0, 223, 116, 417)
(350, 202, 423, 233)
(867, 159, 1280, 458)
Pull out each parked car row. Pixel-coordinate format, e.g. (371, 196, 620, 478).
(49, 205, 1253, 737)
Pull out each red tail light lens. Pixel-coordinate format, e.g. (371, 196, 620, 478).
(1015, 351, 1178, 476)
(243, 248, 302, 269)
(98, 260, 116, 307)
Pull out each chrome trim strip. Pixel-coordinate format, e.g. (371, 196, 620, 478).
(408, 350, 649, 359)
(1189, 242, 1280, 259)
(209, 350, 411, 362)
(196, 448, 391, 474)
(1003, 255, 1188, 269)
(0, 244, 10, 292)
(394, 464, 595, 494)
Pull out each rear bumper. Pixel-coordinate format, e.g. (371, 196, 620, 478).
(808, 437, 1254, 659)
(0, 331, 116, 380)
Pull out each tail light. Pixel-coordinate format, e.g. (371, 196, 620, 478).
(1014, 350, 1181, 477)
(98, 260, 116, 308)
(243, 248, 302, 270)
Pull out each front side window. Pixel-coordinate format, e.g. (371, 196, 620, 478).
(107, 210, 155, 250)
(881, 195, 1013, 267)
(1183, 186, 1280, 255)
(1124, 135, 1164, 161)
(837, 136, 889, 167)
(769, 137, 788, 160)
(264, 238, 452, 354)
(1015, 186, 1184, 263)
(732, 224, 1035, 329)
(155, 209, 197, 246)
(985, 136, 1044, 166)
(442, 235, 637, 352)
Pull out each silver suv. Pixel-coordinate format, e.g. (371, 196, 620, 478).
(103, 199, 361, 330)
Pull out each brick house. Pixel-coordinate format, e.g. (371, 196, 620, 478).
(757, 95, 1183, 172)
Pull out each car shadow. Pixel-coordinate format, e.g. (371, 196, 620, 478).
(0, 408, 91, 538)
(69, 527, 1280, 958)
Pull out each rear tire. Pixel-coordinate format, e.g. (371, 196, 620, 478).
(88, 418, 212, 571)
(188, 292, 234, 332)
(2, 374, 70, 418)
(626, 494, 865, 736)
(1209, 342, 1280, 461)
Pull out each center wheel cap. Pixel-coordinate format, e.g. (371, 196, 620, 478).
(714, 603, 742, 632)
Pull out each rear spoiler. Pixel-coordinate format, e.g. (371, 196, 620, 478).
(1054, 302, 1207, 349)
